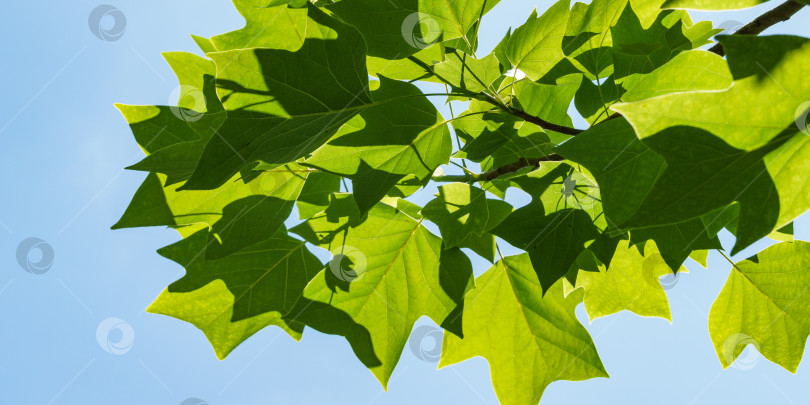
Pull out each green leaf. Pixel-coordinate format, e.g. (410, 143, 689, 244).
(572, 240, 678, 321)
(114, 163, 308, 251)
(615, 126, 792, 254)
(513, 75, 579, 133)
(492, 164, 603, 291)
(191, 35, 217, 54)
(328, 0, 501, 59)
(366, 44, 444, 82)
(629, 218, 721, 270)
(327, 0, 434, 59)
(182, 6, 371, 190)
(440, 254, 608, 405)
(417, 0, 501, 43)
(453, 102, 553, 166)
(438, 247, 476, 337)
(115, 104, 201, 154)
(296, 171, 341, 219)
(209, 2, 313, 52)
(610, 7, 717, 83)
(148, 280, 305, 359)
(556, 118, 664, 227)
(304, 77, 451, 213)
(458, 232, 498, 262)
(289, 202, 463, 387)
(422, 183, 490, 248)
(148, 227, 322, 359)
(124, 52, 226, 185)
(613, 35, 810, 151)
(620, 50, 732, 102)
(434, 50, 503, 93)
(709, 241, 810, 372)
(506, 1, 570, 81)
(573, 75, 624, 125)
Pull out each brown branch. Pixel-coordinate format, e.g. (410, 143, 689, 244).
(407, 56, 585, 136)
(510, 108, 585, 136)
(708, 0, 806, 56)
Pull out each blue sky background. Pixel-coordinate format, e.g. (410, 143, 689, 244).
(0, 1, 808, 404)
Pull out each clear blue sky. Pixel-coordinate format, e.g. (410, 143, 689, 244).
(0, 1, 808, 404)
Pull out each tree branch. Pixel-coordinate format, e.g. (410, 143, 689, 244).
(708, 0, 806, 56)
(432, 154, 564, 183)
(407, 56, 585, 136)
(510, 107, 585, 136)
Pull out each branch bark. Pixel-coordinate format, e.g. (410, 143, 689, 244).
(708, 0, 806, 56)
(432, 155, 564, 183)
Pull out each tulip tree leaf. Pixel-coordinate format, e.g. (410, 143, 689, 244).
(613, 35, 810, 151)
(506, 0, 570, 81)
(422, 183, 490, 248)
(620, 50, 732, 102)
(182, 5, 372, 190)
(148, 227, 322, 359)
(709, 241, 810, 373)
(290, 202, 462, 387)
(304, 77, 451, 213)
(572, 240, 681, 322)
(440, 254, 608, 405)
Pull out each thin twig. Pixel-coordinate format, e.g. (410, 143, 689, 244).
(708, 0, 806, 56)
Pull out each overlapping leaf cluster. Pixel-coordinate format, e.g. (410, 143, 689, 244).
(116, 0, 810, 403)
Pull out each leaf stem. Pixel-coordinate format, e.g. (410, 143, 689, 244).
(708, 0, 806, 56)
(718, 250, 741, 272)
